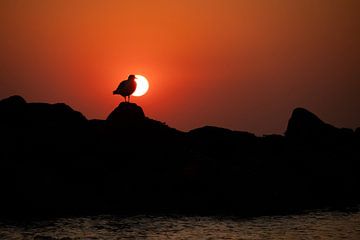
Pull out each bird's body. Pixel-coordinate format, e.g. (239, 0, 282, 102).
(113, 75, 137, 102)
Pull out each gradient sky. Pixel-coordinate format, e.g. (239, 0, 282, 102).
(1, 0, 359, 135)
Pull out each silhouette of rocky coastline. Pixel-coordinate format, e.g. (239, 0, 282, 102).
(0, 95, 359, 218)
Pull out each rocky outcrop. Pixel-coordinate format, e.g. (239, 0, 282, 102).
(285, 108, 337, 140)
(106, 102, 145, 125)
(0, 96, 359, 218)
(285, 107, 356, 146)
(0, 95, 86, 127)
(0, 95, 27, 125)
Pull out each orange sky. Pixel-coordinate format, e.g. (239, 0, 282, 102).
(1, 0, 359, 134)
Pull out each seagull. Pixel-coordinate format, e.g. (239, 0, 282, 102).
(113, 75, 137, 102)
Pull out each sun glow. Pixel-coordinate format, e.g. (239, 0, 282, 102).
(132, 75, 149, 97)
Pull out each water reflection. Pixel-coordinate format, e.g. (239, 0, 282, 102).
(0, 210, 360, 239)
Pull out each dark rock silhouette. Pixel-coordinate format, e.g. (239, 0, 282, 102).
(0, 95, 27, 125)
(0, 96, 359, 218)
(0, 95, 26, 108)
(107, 102, 145, 125)
(0, 95, 87, 127)
(285, 107, 338, 140)
(286, 107, 357, 149)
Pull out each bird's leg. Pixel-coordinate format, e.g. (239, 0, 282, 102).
(128, 95, 131, 102)
(123, 97, 126, 102)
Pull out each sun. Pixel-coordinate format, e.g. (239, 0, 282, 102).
(132, 75, 149, 97)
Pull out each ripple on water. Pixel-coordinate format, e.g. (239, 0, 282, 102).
(0, 210, 360, 240)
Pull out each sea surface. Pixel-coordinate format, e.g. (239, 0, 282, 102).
(0, 209, 359, 240)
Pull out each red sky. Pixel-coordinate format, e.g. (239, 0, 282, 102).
(1, 0, 359, 135)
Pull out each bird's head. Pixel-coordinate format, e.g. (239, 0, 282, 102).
(128, 75, 136, 80)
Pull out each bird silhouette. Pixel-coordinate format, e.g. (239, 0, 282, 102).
(113, 75, 137, 102)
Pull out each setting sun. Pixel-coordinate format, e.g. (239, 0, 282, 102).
(133, 75, 149, 97)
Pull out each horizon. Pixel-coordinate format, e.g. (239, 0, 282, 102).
(1, 0, 359, 135)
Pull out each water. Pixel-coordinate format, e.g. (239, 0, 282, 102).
(1, 210, 360, 239)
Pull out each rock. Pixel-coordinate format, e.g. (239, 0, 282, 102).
(0, 95, 359, 217)
(106, 102, 145, 125)
(285, 107, 337, 141)
(27, 102, 87, 126)
(0, 95, 26, 107)
(0, 95, 27, 126)
(189, 126, 256, 144)
(187, 126, 258, 165)
(0, 95, 86, 128)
